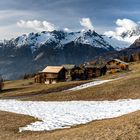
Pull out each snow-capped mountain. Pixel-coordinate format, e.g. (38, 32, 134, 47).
(1, 29, 136, 52)
(104, 27, 140, 50)
(0, 29, 138, 79)
(1, 30, 114, 52)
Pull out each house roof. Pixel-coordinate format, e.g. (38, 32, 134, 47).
(84, 64, 106, 69)
(62, 64, 76, 70)
(42, 66, 64, 73)
(108, 59, 129, 65)
(114, 59, 129, 65)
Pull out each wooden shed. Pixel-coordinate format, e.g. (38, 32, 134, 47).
(62, 64, 76, 81)
(71, 66, 86, 80)
(84, 64, 107, 79)
(35, 66, 66, 84)
(106, 59, 129, 73)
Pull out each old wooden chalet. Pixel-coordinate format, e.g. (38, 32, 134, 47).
(62, 64, 76, 81)
(84, 64, 107, 79)
(106, 59, 129, 73)
(70, 66, 86, 80)
(35, 66, 66, 84)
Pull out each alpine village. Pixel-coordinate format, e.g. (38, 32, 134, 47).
(1, 0, 140, 139)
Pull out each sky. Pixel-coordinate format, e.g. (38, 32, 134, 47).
(0, 0, 140, 39)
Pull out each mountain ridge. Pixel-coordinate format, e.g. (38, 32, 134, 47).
(0, 29, 139, 79)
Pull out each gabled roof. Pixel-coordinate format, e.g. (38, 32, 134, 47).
(42, 66, 64, 73)
(113, 59, 129, 65)
(84, 64, 106, 69)
(108, 59, 129, 65)
(62, 64, 76, 70)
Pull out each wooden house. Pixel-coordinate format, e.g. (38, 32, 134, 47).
(106, 59, 129, 73)
(84, 64, 107, 79)
(84, 65, 99, 79)
(71, 66, 86, 80)
(35, 66, 66, 84)
(62, 64, 76, 81)
(34, 72, 46, 83)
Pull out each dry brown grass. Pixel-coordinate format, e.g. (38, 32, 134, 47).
(0, 111, 37, 140)
(0, 110, 140, 140)
(0, 79, 90, 98)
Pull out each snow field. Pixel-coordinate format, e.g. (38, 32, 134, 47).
(0, 99, 139, 132)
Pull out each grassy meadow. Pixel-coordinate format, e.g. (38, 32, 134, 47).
(0, 62, 139, 140)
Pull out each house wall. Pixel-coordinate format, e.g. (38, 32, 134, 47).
(71, 67, 85, 80)
(45, 79, 57, 84)
(106, 60, 129, 73)
(35, 68, 66, 84)
(65, 70, 72, 81)
(34, 73, 46, 83)
(57, 68, 66, 81)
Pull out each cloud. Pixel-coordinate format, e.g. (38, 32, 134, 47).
(104, 18, 139, 37)
(17, 20, 56, 31)
(80, 18, 94, 30)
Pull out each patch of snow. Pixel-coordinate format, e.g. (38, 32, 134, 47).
(0, 99, 139, 132)
(75, 31, 111, 50)
(16, 35, 27, 47)
(34, 52, 44, 61)
(68, 79, 117, 91)
(102, 35, 131, 50)
(60, 32, 81, 45)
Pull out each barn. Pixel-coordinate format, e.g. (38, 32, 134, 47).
(84, 64, 107, 79)
(70, 66, 86, 80)
(35, 66, 66, 84)
(62, 64, 76, 81)
(106, 59, 129, 73)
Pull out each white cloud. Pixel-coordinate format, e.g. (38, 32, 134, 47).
(104, 18, 140, 44)
(80, 18, 94, 30)
(104, 18, 139, 37)
(17, 20, 56, 31)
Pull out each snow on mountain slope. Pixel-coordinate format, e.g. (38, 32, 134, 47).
(104, 19, 140, 50)
(1, 28, 138, 53)
(60, 31, 81, 45)
(102, 35, 132, 50)
(75, 30, 112, 50)
(0, 30, 115, 53)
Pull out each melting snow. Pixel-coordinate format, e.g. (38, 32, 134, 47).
(68, 79, 117, 91)
(0, 99, 140, 132)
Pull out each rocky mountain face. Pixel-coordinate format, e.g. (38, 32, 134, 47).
(130, 37, 140, 48)
(104, 25, 140, 50)
(0, 29, 138, 79)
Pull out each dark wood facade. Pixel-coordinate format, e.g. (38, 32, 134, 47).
(84, 65, 107, 79)
(106, 59, 129, 73)
(71, 67, 86, 80)
(62, 65, 76, 81)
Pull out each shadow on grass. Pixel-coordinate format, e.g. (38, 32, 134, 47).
(0, 87, 27, 94)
